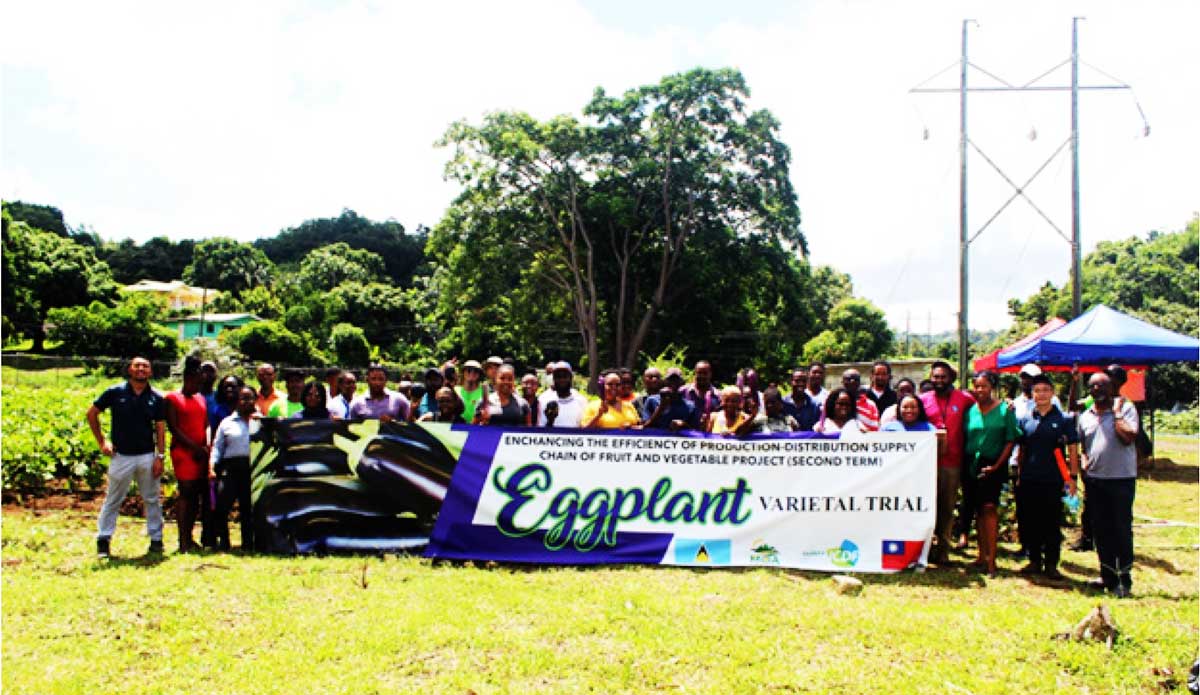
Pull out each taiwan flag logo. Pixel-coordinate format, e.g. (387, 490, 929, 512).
(881, 540, 924, 570)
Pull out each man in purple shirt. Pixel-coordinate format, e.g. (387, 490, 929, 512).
(348, 364, 409, 422)
(920, 360, 977, 565)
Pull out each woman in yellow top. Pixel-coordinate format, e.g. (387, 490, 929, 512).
(583, 372, 641, 429)
(708, 385, 758, 436)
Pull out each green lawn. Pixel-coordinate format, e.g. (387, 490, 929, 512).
(2, 440, 1196, 694)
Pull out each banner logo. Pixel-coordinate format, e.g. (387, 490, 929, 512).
(749, 539, 781, 565)
(674, 538, 731, 565)
(827, 539, 860, 568)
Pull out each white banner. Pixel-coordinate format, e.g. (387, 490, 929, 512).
(446, 430, 936, 572)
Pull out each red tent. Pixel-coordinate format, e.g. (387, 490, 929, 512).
(973, 318, 1067, 373)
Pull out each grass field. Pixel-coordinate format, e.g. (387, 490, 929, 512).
(2, 437, 1196, 694)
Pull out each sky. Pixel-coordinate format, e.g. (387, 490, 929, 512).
(2, 0, 1197, 334)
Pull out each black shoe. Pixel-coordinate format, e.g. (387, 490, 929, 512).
(1019, 563, 1041, 576)
(1112, 585, 1131, 599)
(148, 540, 164, 555)
(97, 537, 111, 559)
(1043, 568, 1065, 581)
(1069, 540, 1093, 552)
(1086, 578, 1107, 591)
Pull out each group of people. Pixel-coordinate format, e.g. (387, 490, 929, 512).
(87, 353, 1141, 597)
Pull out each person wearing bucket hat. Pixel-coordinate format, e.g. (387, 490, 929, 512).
(538, 361, 587, 427)
(457, 360, 486, 423)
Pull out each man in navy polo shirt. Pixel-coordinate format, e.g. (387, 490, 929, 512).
(87, 355, 167, 558)
(1016, 373, 1080, 580)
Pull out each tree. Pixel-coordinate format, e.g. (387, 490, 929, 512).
(296, 242, 386, 293)
(2, 201, 69, 237)
(100, 236, 197, 283)
(802, 298, 894, 365)
(183, 237, 274, 297)
(2, 219, 117, 351)
(435, 67, 804, 386)
(256, 209, 427, 287)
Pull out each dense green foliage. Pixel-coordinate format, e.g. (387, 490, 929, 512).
(219, 319, 315, 365)
(328, 322, 372, 367)
(99, 236, 196, 283)
(1007, 218, 1199, 408)
(210, 284, 283, 319)
(47, 294, 180, 362)
(255, 209, 427, 287)
(296, 241, 386, 292)
(182, 237, 275, 297)
(2, 200, 70, 237)
(2, 212, 117, 351)
(802, 298, 895, 364)
(0, 369, 109, 491)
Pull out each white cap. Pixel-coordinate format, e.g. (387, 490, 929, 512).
(1019, 363, 1042, 377)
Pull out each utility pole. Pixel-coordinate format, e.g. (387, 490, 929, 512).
(958, 19, 972, 382)
(910, 20, 1146, 375)
(905, 311, 911, 355)
(1070, 16, 1083, 318)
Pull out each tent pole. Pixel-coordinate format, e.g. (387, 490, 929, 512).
(1148, 367, 1155, 455)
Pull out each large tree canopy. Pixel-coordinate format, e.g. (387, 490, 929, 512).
(255, 209, 427, 287)
(296, 242, 386, 293)
(100, 236, 196, 284)
(432, 67, 814, 384)
(183, 237, 275, 297)
(2, 214, 116, 351)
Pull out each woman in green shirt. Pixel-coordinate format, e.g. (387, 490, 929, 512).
(964, 370, 1021, 577)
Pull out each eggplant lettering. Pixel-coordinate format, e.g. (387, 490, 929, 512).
(492, 463, 751, 552)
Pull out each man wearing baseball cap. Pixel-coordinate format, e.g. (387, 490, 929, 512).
(537, 361, 588, 428)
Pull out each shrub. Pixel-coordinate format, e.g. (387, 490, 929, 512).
(220, 320, 316, 366)
(48, 294, 180, 362)
(328, 323, 371, 368)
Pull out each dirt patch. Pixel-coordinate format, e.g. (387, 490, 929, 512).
(3, 492, 181, 519)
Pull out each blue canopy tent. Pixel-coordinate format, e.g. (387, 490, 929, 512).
(997, 304, 1199, 368)
(997, 304, 1199, 449)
